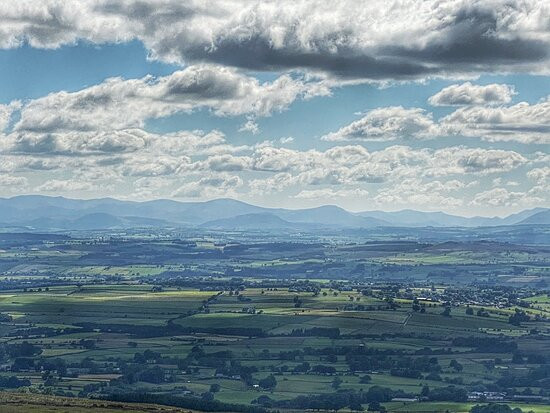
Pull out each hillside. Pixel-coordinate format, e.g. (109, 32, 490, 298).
(0, 392, 202, 413)
(201, 212, 302, 230)
(518, 209, 550, 225)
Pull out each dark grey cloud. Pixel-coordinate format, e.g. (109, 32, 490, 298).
(179, 38, 436, 80)
(388, 6, 548, 64)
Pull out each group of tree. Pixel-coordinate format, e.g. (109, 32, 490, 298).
(451, 337, 517, 353)
(0, 375, 30, 388)
(470, 404, 523, 413)
(509, 309, 530, 326)
(258, 374, 277, 390)
(104, 391, 266, 413)
(255, 386, 399, 411)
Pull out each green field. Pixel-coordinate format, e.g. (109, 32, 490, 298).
(0, 234, 548, 412)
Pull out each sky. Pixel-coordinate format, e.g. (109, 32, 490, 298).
(0, 1, 549, 217)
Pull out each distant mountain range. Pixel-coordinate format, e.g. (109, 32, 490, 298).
(0, 195, 547, 231)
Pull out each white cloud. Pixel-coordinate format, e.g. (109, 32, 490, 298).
(0, 174, 28, 187)
(249, 172, 295, 195)
(527, 167, 550, 184)
(200, 154, 251, 172)
(322, 107, 437, 141)
(440, 98, 550, 144)
(4, 128, 240, 165)
(324, 98, 550, 144)
(374, 178, 465, 209)
(171, 173, 243, 198)
(131, 176, 173, 199)
(428, 82, 516, 106)
(251, 146, 322, 172)
(249, 144, 526, 183)
(238, 118, 260, 134)
(0, 101, 20, 131)
(120, 155, 187, 177)
(527, 166, 550, 199)
(13, 157, 62, 171)
(470, 187, 542, 207)
(14, 65, 328, 133)
(429, 147, 527, 175)
(36, 179, 94, 192)
(242, 145, 526, 205)
(294, 188, 369, 199)
(7, 129, 149, 155)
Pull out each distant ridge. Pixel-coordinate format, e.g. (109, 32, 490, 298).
(0, 195, 547, 231)
(356, 207, 549, 227)
(201, 213, 302, 230)
(517, 209, 550, 225)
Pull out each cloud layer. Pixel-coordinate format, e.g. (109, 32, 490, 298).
(3, 115, 543, 210)
(1, 0, 550, 80)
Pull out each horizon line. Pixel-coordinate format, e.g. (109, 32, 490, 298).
(2, 193, 547, 220)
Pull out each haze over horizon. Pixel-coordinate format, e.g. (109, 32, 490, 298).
(1, 193, 548, 220)
(0, 1, 548, 216)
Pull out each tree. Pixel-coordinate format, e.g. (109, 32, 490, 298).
(79, 339, 96, 350)
(421, 385, 430, 398)
(210, 383, 221, 393)
(349, 399, 364, 411)
(331, 376, 343, 389)
(0, 313, 12, 322)
(466, 306, 474, 315)
(138, 366, 166, 384)
(368, 401, 386, 412)
(359, 375, 372, 384)
(509, 309, 529, 326)
(7, 342, 41, 357)
(470, 404, 523, 413)
(293, 362, 310, 373)
(511, 352, 524, 364)
(450, 359, 463, 372)
(258, 374, 277, 390)
(0, 375, 31, 388)
(326, 354, 338, 363)
(366, 386, 393, 403)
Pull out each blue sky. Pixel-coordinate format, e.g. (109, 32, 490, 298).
(0, 1, 548, 216)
